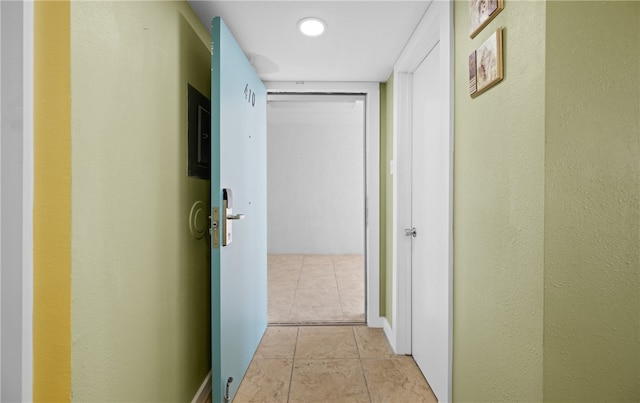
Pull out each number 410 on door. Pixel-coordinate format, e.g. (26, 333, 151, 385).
(244, 84, 256, 107)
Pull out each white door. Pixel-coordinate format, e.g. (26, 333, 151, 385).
(410, 40, 450, 401)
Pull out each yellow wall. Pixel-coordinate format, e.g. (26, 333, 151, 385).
(544, 1, 640, 400)
(69, 1, 211, 400)
(34, 1, 71, 400)
(453, 1, 546, 400)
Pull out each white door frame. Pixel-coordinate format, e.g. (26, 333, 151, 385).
(264, 81, 382, 328)
(0, 0, 34, 400)
(386, 0, 453, 400)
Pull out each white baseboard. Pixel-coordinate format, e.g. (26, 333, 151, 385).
(382, 317, 398, 354)
(191, 370, 212, 403)
(367, 315, 384, 328)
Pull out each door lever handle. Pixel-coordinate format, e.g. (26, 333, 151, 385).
(227, 213, 245, 220)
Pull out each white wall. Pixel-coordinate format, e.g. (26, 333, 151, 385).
(267, 96, 365, 254)
(0, 0, 33, 400)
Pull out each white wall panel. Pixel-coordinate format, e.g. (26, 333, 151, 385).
(267, 97, 365, 254)
(0, 1, 33, 399)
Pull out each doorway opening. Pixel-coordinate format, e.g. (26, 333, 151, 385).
(266, 93, 366, 325)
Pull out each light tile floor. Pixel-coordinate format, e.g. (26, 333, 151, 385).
(234, 326, 438, 403)
(268, 254, 365, 324)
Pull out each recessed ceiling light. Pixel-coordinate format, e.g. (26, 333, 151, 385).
(298, 17, 326, 37)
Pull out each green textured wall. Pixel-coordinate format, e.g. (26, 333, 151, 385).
(70, 1, 211, 400)
(384, 74, 394, 325)
(454, 0, 640, 400)
(544, 1, 640, 400)
(380, 82, 387, 317)
(453, 1, 546, 401)
(379, 75, 394, 324)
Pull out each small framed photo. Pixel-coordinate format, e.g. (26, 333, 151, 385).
(470, 28, 504, 97)
(469, 0, 504, 38)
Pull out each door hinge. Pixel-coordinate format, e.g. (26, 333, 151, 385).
(365, 196, 368, 227)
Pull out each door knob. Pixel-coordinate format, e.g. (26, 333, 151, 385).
(405, 227, 417, 238)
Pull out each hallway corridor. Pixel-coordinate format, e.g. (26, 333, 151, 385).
(268, 254, 365, 324)
(234, 326, 438, 402)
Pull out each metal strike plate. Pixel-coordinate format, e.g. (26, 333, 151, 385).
(211, 207, 220, 249)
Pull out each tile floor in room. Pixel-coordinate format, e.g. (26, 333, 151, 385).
(268, 254, 365, 324)
(233, 326, 438, 403)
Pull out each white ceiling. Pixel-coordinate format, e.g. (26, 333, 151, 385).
(187, 1, 431, 82)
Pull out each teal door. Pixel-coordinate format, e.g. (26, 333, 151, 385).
(210, 17, 267, 403)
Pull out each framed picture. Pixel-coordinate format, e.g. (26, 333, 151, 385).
(470, 28, 503, 97)
(469, 0, 504, 38)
